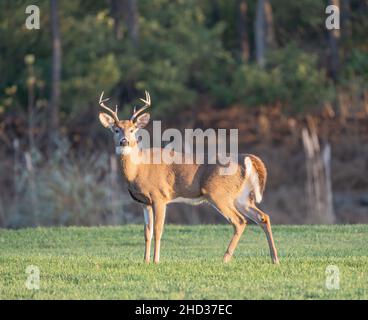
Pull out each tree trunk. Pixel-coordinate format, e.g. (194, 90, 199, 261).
(302, 119, 335, 224)
(25, 58, 36, 152)
(50, 0, 62, 148)
(264, 0, 276, 50)
(254, 0, 266, 67)
(110, 0, 124, 40)
(327, 0, 340, 81)
(238, 0, 250, 62)
(254, 0, 275, 67)
(341, 0, 351, 39)
(124, 0, 139, 47)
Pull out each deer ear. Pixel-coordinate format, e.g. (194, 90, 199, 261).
(99, 113, 115, 130)
(135, 113, 150, 129)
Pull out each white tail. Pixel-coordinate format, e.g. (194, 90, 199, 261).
(98, 91, 279, 264)
(245, 157, 262, 203)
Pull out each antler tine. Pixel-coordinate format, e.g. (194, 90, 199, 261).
(140, 91, 151, 106)
(99, 91, 120, 123)
(130, 90, 151, 122)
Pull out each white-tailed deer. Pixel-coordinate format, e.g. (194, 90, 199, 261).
(98, 91, 279, 264)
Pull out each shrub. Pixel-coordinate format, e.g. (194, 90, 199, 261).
(118, 0, 234, 114)
(341, 49, 368, 84)
(232, 45, 334, 112)
(5, 144, 133, 228)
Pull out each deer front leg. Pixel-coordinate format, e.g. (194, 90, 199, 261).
(152, 202, 167, 264)
(143, 205, 153, 263)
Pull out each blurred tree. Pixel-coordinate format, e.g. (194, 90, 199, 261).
(25, 55, 36, 151)
(327, 0, 341, 81)
(233, 45, 333, 111)
(254, 0, 275, 66)
(50, 0, 62, 148)
(238, 0, 250, 62)
(124, 0, 139, 47)
(0, 0, 367, 129)
(264, 0, 276, 49)
(110, 0, 124, 40)
(341, 0, 352, 40)
(254, 0, 265, 66)
(271, 0, 325, 48)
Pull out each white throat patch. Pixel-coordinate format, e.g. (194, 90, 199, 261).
(115, 146, 133, 155)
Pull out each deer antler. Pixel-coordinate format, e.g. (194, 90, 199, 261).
(130, 91, 151, 122)
(99, 92, 120, 123)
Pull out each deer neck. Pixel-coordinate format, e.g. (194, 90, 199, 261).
(119, 144, 145, 182)
(120, 153, 138, 182)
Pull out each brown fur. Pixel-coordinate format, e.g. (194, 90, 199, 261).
(99, 98, 278, 264)
(118, 148, 278, 264)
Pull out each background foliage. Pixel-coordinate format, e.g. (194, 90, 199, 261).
(1, 0, 367, 119)
(0, 0, 368, 227)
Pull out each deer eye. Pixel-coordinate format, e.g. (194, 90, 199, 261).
(114, 129, 119, 133)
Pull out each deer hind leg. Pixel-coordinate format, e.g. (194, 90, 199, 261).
(210, 200, 247, 263)
(152, 201, 167, 264)
(143, 205, 153, 263)
(241, 203, 279, 264)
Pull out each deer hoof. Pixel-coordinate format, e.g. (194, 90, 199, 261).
(223, 253, 232, 263)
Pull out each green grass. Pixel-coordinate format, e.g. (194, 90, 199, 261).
(0, 224, 367, 299)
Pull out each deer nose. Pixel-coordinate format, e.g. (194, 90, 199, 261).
(120, 138, 129, 146)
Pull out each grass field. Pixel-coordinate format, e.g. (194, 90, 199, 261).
(0, 224, 367, 299)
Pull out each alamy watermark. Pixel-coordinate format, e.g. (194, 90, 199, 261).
(24, 4, 341, 32)
(25, 265, 40, 290)
(325, 265, 340, 290)
(325, 5, 340, 30)
(115, 121, 239, 175)
(25, 5, 40, 30)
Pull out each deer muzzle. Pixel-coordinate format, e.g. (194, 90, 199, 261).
(120, 138, 129, 147)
